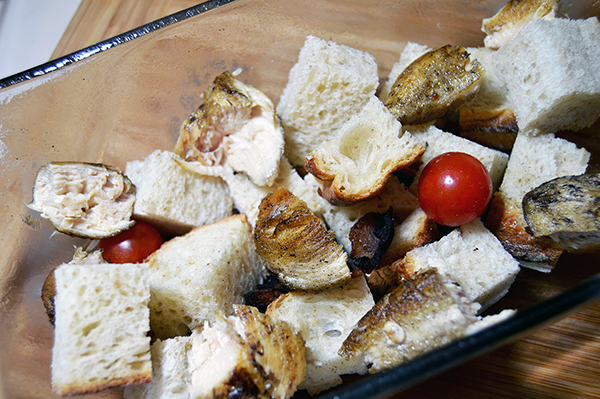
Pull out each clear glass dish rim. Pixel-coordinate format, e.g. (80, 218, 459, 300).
(1, 1, 599, 397)
(0, 0, 237, 89)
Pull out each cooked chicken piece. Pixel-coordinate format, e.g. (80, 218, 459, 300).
(385, 45, 484, 126)
(482, 0, 558, 49)
(254, 186, 351, 291)
(27, 162, 136, 238)
(339, 269, 480, 374)
(523, 174, 600, 253)
(174, 70, 284, 187)
(459, 107, 518, 152)
(305, 97, 424, 205)
(188, 305, 306, 399)
(349, 207, 395, 274)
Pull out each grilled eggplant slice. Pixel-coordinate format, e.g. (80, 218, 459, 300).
(28, 162, 135, 239)
(482, 0, 558, 49)
(385, 45, 484, 126)
(523, 174, 600, 253)
(254, 186, 351, 291)
(339, 268, 479, 373)
(174, 70, 284, 187)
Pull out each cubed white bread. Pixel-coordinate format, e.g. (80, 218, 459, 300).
(146, 214, 268, 339)
(492, 17, 600, 133)
(464, 46, 509, 110)
(266, 275, 374, 395)
(124, 336, 192, 399)
(126, 150, 233, 236)
(277, 35, 379, 166)
(51, 263, 151, 396)
(304, 96, 424, 205)
(379, 42, 430, 102)
(496, 132, 590, 206)
(306, 174, 419, 253)
(485, 131, 590, 272)
(407, 124, 509, 193)
(394, 218, 520, 311)
(224, 156, 325, 227)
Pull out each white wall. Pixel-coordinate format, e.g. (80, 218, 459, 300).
(0, 0, 82, 79)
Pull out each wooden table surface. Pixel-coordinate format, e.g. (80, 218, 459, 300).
(52, 1, 600, 398)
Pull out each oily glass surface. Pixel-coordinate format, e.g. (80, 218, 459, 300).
(1, 1, 599, 398)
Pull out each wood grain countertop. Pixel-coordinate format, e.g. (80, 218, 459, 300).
(52, 1, 600, 398)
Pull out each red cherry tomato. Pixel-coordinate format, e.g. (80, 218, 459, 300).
(417, 152, 493, 227)
(99, 220, 164, 263)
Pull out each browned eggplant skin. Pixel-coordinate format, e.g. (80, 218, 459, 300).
(174, 71, 253, 163)
(339, 269, 473, 373)
(253, 186, 350, 291)
(523, 174, 600, 252)
(384, 45, 484, 125)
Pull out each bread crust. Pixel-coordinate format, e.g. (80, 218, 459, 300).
(485, 193, 563, 267)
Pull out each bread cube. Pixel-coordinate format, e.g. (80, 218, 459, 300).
(51, 263, 151, 396)
(277, 35, 379, 166)
(146, 214, 268, 339)
(266, 275, 374, 395)
(126, 150, 233, 236)
(395, 218, 520, 310)
(493, 17, 600, 133)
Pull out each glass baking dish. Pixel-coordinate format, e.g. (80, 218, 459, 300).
(1, 1, 599, 398)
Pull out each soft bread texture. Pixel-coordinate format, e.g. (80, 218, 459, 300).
(305, 174, 419, 254)
(266, 275, 374, 395)
(407, 124, 509, 193)
(224, 156, 324, 228)
(492, 17, 600, 133)
(147, 214, 268, 339)
(394, 218, 520, 311)
(379, 42, 430, 102)
(51, 263, 151, 396)
(485, 131, 590, 272)
(277, 35, 379, 167)
(126, 150, 233, 236)
(124, 336, 192, 399)
(305, 96, 424, 205)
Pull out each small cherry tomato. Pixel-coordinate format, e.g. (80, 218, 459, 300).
(99, 220, 164, 263)
(417, 152, 493, 227)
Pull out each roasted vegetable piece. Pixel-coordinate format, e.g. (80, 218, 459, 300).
(189, 305, 306, 399)
(482, 0, 558, 49)
(339, 268, 479, 373)
(349, 207, 395, 273)
(523, 174, 600, 253)
(459, 107, 518, 152)
(28, 162, 136, 239)
(385, 44, 484, 125)
(243, 275, 290, 312)
(254, 186, 351, 291)
(174, 70, 284, 187)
